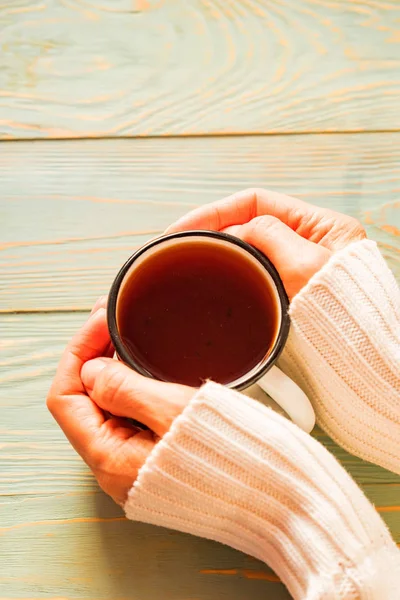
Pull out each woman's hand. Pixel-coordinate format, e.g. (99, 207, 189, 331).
(46, 297, 194, 505)
(47, 193, 367, 504)
(166, 188, 366, 299)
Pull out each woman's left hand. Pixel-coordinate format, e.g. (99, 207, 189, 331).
(166, 188, 366, 299)
(46, 297, 194, 505)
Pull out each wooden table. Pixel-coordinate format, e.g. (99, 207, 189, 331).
(1, 2, 400, 599)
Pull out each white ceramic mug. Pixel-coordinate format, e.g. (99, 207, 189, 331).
(107, 231, 315, 433)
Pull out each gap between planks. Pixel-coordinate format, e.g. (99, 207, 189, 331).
(1, 129, 400, 144)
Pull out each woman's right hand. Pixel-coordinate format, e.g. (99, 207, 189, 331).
(166, 188, 366, 299)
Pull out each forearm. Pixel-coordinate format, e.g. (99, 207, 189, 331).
(125, 382, 400, 600)
(279, 239, 400, 474)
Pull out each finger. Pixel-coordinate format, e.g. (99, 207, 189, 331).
(50, 308, 111, 398)
(165, 188, 363, 252)
(47, 308, 111, 455)
(222, 225, 242, 237)
(93, 427, 156, 506)
(232, 216, 331, 299)
(165, 188, 311, 234)
(81, 358, 194, 437)
(90, 298, 113, 357)
(90, 295, 108, 316)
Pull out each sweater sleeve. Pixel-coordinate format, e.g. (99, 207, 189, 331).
(278, 239, 400, 474)
(124, 382, 400, 600)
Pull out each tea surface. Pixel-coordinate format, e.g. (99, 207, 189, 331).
(117, 239, 278, 386)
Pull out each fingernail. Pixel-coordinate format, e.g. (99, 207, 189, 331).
(81, 357, 109, 391)
(164, 220, 183, 234)
(90, 295, 107, 316)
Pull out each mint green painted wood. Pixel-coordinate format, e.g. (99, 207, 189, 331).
(0, 495, 292, 599)
(1, 313, 400, 490)
(1, 0, 400, 139)
(1, 1, 400, 593)
(1, 312, 399, 600)
(1, 133, 399, 312)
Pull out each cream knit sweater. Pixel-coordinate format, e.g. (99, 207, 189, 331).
(125, 240, 400, 599)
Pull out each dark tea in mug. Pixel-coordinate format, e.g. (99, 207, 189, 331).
(116, 235, 280, 387)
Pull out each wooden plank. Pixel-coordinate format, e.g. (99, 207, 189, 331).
(1, 0, 400, 139)
(1, 312, 399, 600)
(1, 133, 399, 312)
(1, 312, 399, 491)
(1, 313, 400, 489)
(0, 495, 291, 600)
(1, 491, 399, 600)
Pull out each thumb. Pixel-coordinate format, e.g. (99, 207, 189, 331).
(224, 216, 331, 299)
(81, 357, 194, 437)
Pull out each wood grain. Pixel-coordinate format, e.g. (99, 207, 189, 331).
(1, 311, 399, 599)
(1, 133, 399, 312)
(1, 313, 400, 489)
(1, 0, 400, 139)
(1, 2, 400, 598)
(0, 494, 292, 600)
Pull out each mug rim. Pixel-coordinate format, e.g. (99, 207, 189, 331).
(107, 230, 290, 391)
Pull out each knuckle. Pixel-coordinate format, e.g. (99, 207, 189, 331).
(88, 440, 110, 472)
(46, 391, 56, 415)
(243, 186, 264, 197)
(254, 214, 280, 226)
(250, 214, 281, 234)
(241, 187, 264, 214)
(89, 447, 114, 480)
(347, 216, 366, 239)
(46, 382, 61, 416)
(211, 204, 223, 230)
(94, 364, 128, 409)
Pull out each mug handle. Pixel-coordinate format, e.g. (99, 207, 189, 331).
(257, 366, 315, 433)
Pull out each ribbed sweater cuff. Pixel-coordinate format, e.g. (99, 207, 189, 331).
(279, 239, 400, 474)
(125, 382, 400, 600)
